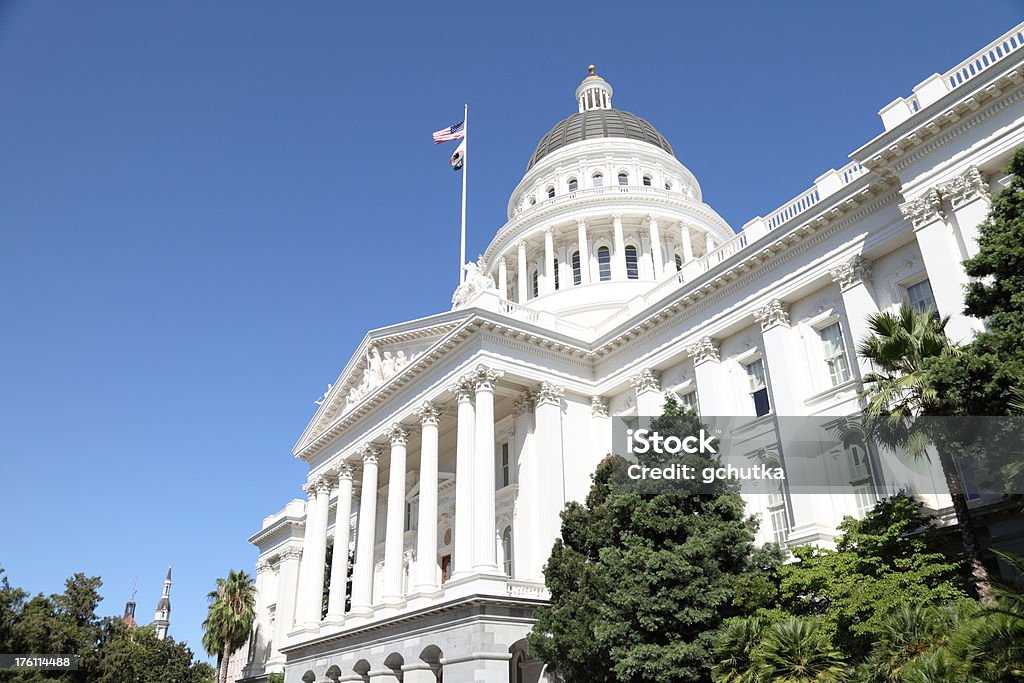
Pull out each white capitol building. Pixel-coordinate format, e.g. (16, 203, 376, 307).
(237, 22, 1024, 683)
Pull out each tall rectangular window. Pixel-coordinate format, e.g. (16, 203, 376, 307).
(597, 247, 611, 281)
(679, 389, 699, 414)
(404, 501, 418, 531)
(819, 322, 851, 386)
(497, 442, 511, 489)
(746, 358, 770, 417)
(906, 279, 937, 316)
(572, 251, 581, 285)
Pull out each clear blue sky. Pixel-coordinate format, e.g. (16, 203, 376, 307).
(1, 0, 1021, 662)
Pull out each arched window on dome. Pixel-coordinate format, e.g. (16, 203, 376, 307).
(642, 174, 653, 187)
(528, 196, 536, 206)
(531, 270, 539, 298)
(567, 177, 578, 192)
(625, 245, 639, 280)
(597, 247, 611, 281)
(618, 172, 629, 186)
(571, 251, 581, 286)
(592, 173, 603, 188)
(547, 185, 555, 199)
(675, 254, 683, 271)
(665, 180, 673, 191)
(553, 258, 560, 291)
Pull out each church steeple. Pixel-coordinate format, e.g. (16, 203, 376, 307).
(122, 580, 138, 627)
(575, 65, 613, 112)
(153, 565, 172, 639)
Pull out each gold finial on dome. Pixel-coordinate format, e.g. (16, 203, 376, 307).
(588, 64, 596, 75)
(576, 65, 612, 111)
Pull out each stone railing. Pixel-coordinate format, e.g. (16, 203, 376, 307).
(514, 184, 693, 219)
(506, 580, 549, 599)
(880, 22, 1024, 130)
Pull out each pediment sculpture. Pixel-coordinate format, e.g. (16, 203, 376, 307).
(451, 257, 496, 309)
(344, 346, 418, 411)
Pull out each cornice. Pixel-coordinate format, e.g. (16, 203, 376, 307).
(248, 515, 306, 548)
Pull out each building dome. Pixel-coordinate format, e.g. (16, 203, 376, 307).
(525, 109, 675, 171)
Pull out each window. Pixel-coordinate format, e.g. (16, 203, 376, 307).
(679, 389, 699, 414)
(844, 435, 875, 516)
(501, 527, 513, 577)
(625, 245, 639, 279)
(528, 196, 535, 206)
(768, 497, 790, 546)
(665, 181, 673, 191)
(498, 442, 511, 488)
(819, 322, 851, 386)
(675, 254, 683, 271)
(642, 175, 652, 187)
(906, 279, 937, 316)
(546, 186, 555, 199)
(531, 270, 539, 298)
(618, 172, 629, 186)
(746, 358, 771, 417)
(553, 258, 560, 290)
(597, 246, 611, 281)
(592, 173, 603, 187)
(404, 501, 418, 531)
(572, 251, 581, 285)
(567, 177, 578, 191)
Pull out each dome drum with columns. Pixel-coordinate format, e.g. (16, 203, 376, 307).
(238, 27, 1024, 683)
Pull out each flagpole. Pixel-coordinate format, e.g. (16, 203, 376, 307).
(459, 103, 468, 284)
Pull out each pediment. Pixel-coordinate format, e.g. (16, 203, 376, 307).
(294, 315, 467, 455)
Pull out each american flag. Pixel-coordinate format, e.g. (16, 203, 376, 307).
(432, 120, 465, 144)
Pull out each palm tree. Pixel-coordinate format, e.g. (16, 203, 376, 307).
(755, 617, 848, 682)
(202, 570, 255, 683)
(711, 616, 766, 683)
(857, 302, 991, 601)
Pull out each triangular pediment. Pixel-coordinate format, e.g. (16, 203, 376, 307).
(293, 312, 470, 455)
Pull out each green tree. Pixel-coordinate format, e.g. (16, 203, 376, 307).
(754, 618, 848, 683)
(92, 620, 213, 683)
(774, 494, 969, 659)
(201, 570, 255, 683)
(857, 303, 992, 600)
(529, 399, 776, 683)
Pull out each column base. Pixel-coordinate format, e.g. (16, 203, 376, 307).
(412, 583, 442, 596)
(380, 594, 407, 608)
(347, 603, 374, 617)
(322, 613, 346, 627)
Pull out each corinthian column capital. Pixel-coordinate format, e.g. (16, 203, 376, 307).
(829, 255, 872, 290)
(754, 299, 790, 331)
(534, 382, 564, 407)
(471, 364, 504, 392)
(630, 369, 661, 394)
(686, 336, 720, 364)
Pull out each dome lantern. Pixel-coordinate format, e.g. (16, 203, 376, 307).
(575, 65, 613, 112)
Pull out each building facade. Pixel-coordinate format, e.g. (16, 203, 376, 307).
(240, 23, 1024, 683)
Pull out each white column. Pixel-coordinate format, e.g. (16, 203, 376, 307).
(680, 222, 694, 262)
(497, 257, 508, 298)
(647, 215, 664, 279)
(829, 256, 879, 380)
(576, 218, 591, 284)
(612, 214, 627, 280)
(297, 475, 331, 629)
(631, 369, 664, 420)
(325, 463, 354, 623)
(516, 240, 527, 302)
(414, 402, 441, 593)
(272, 547, 301, 650)
(543, 227, 555, 295)
(534, 383, 565, 558)
(382, 425, 409, 604)
(248, 560, 271, 669)
(511, 392, 538, 580)
(705, 233, 715, 254)
(590, 396, 612, 469)
(451, 378, 475, 579)
(754, 300, 810, 415)
(350, 446, 381, 614)
(473, 365, 503, 572)
(687, 337, 728, 416)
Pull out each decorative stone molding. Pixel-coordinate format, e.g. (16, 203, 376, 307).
(629, 368, 661, 394)
(361, 445, 381, 466)
(255, 559, 273, 574)
(512, 390, 535, 416)
(451, 257, 497, 310)
(534, 382, 564, 407)
(278, 546, 303, 562)
(471, 364, 504, 392)
(590, 395, 609, 417)
(334, 462, 355, 481)
(754, 299, 791, 331)
(387, 424, 409, 446)
(449, 377, 475, 403)
(829, 255, 872, 290)
(576, 217, 588, 229)
(942, 166, 990, 209)
(303, 474, 332, 497)
(345, 346, 418, 411)
(686, 336, 720, 364)
(417, 401, 440, 426)
(899, 188, 943, 229)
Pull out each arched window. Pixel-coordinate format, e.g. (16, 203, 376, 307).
(642, 174, 653, 187)
(665, 180, 673, 191)
(528, 196, 536, 206)
(592, 173, 603, 188)
(617, 172, 629, 186)
(571, 251, 581, 285)
(567, 177, 578, 192)
(597, 247, 612, 281)
(501, 527, 513, 577)
(553, 258, 560, 290)
(531, 270, 539, 298)
(547, 185, 555, 198)
(625, 245, 639, 280)
(675, 254, 683, 271)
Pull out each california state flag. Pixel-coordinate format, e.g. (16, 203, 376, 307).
(450, 139, 466, 171)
